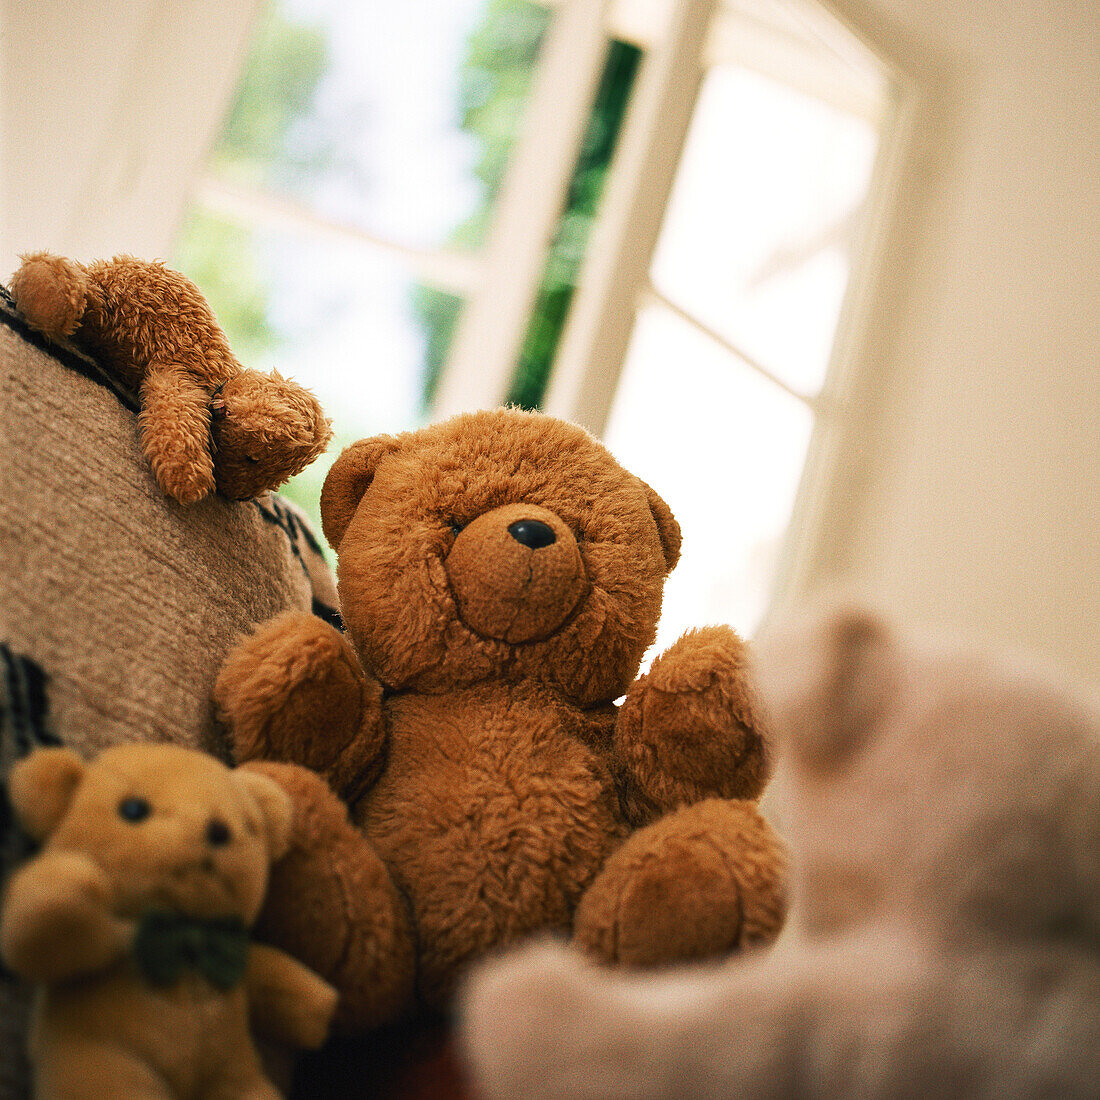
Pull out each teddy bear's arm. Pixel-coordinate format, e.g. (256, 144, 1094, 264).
(0, 850, 131, 982)
(246, 942, 338, 1050)
(137, 364, 218, 504)
(216, 611, 387, 804)
(460, 935, 932, 1100)
(243, 762, 417, 1031)
(612, 626, 774, 824)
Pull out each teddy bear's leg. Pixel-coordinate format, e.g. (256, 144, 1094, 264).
(34, 1039, 175, 1099)
(461, 933, 935, 1100)
(613, 626, 774, 823)
(573, 798, 788, 967)
(206, 1081, 281, 1100)
(8, 251, 90, 339)
(242, 761, 417, 1032)
(215, 611, 387, 804)
(137, 364, 218, 504)
(202, 1052, 283, 1100)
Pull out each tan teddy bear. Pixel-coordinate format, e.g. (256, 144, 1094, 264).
(8, 253, 332, 504)
(0, 743, 338, 1099)
(214, 408, 789, 1031)
(459, 603, 1100, 1099)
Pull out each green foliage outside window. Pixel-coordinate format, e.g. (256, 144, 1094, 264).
(414, 0, 552, 410)
(171, 4, 337, 537)
(415, 7, 641, 412)
(170, 0, 640, 543)
(172, 4, 332, 373)
(506, 39, 641, 410)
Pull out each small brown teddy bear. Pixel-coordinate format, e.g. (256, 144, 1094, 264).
(214, 408, 788, 1030)
(8, 253, 332, 504)
(0, 743, 338, 1099)
(459, 604, 1100, 1099)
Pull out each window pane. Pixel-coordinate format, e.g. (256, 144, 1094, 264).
(507, 39, 643, 410)
(650, 64, 881, 397)
(173, 208, 452, 541)
(209, 0, 551, 252)
(173, 0, 554, 538)
(604, 303, 813, 645)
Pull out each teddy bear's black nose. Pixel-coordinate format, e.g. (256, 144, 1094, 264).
(205, 818, 232, 847)
(508, 519, 555, 549)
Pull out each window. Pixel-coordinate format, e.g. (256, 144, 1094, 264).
(585, 0, 893, 648)
(174, 0, 903, 641)
(174, 0, 557, 518)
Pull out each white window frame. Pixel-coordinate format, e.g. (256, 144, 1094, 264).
(432, 0, 615, 414)
(2, 0, 923, 625)
(433, 0, 922, 618)
(192, 0, 921, 622)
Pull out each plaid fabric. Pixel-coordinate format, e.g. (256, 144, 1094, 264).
(0, 647, 60, 883)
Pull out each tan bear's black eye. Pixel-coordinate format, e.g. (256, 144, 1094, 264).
(244, 455, 260, 464)
(118, 797, 151, 823)
(448, 519, 464, 537)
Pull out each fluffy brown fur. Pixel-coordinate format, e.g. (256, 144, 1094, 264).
(459, 604, 1100, 1100)
(0, 744, 337, 1099)
(215, 409, 788, 1029)
(8, 253, 332, 503)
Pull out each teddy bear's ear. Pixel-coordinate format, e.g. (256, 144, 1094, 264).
(7, 747, 86, 842)
(640, 479, 681, 573)
(320, 436, 401, 550)
(235, 768, 294, 861)
(754, 604, 898, 774)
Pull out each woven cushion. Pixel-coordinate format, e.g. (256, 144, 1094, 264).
(0, 285, 338, 1099)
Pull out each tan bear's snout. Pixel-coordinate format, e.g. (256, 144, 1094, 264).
(446, 502, 588, 643)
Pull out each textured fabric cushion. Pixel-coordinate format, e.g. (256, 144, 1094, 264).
(0, 285, 338, 1099)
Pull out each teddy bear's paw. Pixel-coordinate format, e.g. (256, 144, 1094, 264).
(241, 760, 418, 1029)
(9, 252, 89, 338)
(137, 417, 216, 504)
(574, 799, 787, 967)
(615, 626, 773, 815)
(247, 942, 338, 1050)
(150, 453, 217, 505)
(0, 851, 128, 982)
(216, 612, 384, 796)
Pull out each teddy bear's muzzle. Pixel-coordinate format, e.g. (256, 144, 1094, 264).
(446, 502, 588, 643)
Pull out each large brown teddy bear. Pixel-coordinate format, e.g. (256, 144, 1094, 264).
(8, 253, 332, 504)
(0, 743, 338, 1099)
(460, 604, 1100, 1099)
(215, 408, 788, 1029)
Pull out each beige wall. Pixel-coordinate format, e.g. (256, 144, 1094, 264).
(792, 0, 1099, 682)
(0, 0, 260, 280)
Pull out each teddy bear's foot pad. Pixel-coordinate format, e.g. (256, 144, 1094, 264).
(573, 798, 788, 966)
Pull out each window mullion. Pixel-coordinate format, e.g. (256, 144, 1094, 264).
(433, 0, 614, 418)
(640, 283, 830, 413)
(193, 176, 484, 296)
(541, 0, 717, 436)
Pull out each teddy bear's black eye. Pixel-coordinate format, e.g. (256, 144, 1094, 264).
(244, 455, 260, 464)
(118, 796, 151, 823)
(448, 519, 464, 537)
